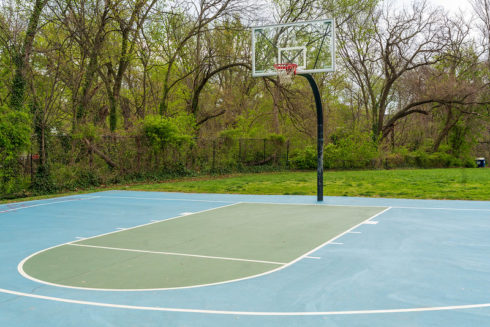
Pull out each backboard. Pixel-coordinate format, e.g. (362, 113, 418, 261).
(251, 19, 335, 77)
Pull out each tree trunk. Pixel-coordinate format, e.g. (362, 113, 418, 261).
(433, 107, 462, 152)
(9, 0, 47, 111)
(83, 138, 118, 169)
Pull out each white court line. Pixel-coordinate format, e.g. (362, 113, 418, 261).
(304, 256, 321, 260)
(69, 244, 286, 265)
(329, 242, 344, 245)
(2, 287, 490, 316)
(242, 203, 490, 212)
(244, 202, 490, 212)
(364, 221, 378, 225)
(243, 201, 387, 208)
(66, 202, 241, 245)
(0, 197, 100, 214)
(348, 231, 361, 234)
(17, 205, 392, 292)
(17, 202, 243, 291)
(116, 228, 126, 230)
(87, 195, 387, 208)
(85, 195, 234, 204)
(55, 194, 490, 211)
(391, 206, 490, 212)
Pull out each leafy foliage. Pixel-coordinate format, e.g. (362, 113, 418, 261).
(0, 0, 488, 198)
(140, 114, 195, 150)
(290, 146, 317, 169)
(0, 105, 31, 194)
(324, 130, 379, 169)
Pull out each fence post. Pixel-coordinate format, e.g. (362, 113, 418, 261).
(30, 142, 33, 182)
(89, 148, 93, 168)
(286, 140, 290, 168)
(136, 136, 141, 171)
(212, 140, 216, 171)
(238, 139, 242, 164)
(263, 139, 266, 162)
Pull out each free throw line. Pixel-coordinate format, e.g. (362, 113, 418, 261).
(68, 243, 286, 265)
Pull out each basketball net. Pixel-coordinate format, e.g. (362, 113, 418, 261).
(274, 63, 297, 86)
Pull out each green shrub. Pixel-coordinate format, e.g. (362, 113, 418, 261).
(75, 168, 103, 188)
(290, 146, 317, 169)
(324, 130, 378, 169)
(51, 164, 78, 190)
(393, 146, 476, 169)
(140, 114, 195, 150)
(267, 133, 286, 145)
(0, 105, 31, 195)
(31, 164, 57, 193)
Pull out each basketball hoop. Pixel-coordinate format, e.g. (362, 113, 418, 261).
(274, 63, 297, 85)
(252, 19, 336, 201)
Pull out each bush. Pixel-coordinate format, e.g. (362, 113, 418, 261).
(392, 146, 476, 169)
(75, 168, 103, 188)
(31, 164, 57, 193)
(0, 105, 31, 195)
(267, 133, 286, 145)
(290, 146, 317, 169)
(324, 130, 378, 169)
(140, 114, 195, 150)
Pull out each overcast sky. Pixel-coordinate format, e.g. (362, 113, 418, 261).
(394, 0, 474, 13)
(431, 0, 474, 13)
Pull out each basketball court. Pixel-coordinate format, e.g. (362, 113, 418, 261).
(1, 17, 488, 327)
(1, 190, 490, 326)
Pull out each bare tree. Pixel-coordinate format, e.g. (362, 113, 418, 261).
(98, 0, 158, 131)
(48, 0, 112, 129)
(157, 0, 246, 116)
(390, 13, 489, 151)
(338, 1, 451, 140)
(470, 0, 490, 61)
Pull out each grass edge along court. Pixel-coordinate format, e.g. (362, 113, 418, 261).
(123, 168, 490, 201)
(20, 202, 385, 290)
(2, 168, 490, 205)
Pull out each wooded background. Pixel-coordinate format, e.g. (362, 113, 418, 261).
(0, 0, 489, 197)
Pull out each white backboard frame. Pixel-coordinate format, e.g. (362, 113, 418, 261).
(251, 19, 336, 77)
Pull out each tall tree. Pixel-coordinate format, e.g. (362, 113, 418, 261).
(99, 0, 157, 131)
(9, 0, 48, 112)
(157, 0, 244, 116)
(470, 0, 490, 62)
(338, 1, 450, 140)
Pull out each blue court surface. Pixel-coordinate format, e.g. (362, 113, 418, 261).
(1, 190, 490, 326)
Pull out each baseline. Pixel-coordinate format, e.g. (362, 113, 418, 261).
(88, 195, 490, 212)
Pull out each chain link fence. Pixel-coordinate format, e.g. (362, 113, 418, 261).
(18, 135, 292, 189)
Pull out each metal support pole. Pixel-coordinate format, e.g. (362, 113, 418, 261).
(298, 73, 324, 201)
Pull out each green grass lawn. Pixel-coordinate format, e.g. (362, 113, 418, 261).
(2, 168, 490, 203)
(122, 168, 490, 201)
